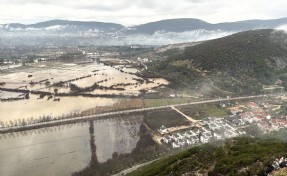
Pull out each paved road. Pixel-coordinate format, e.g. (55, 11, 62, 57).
(0, 93, 280, 133)
(112, 158, 161, 176)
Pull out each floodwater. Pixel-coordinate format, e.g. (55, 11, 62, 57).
(0, 61, 168, 94)
(0, 94, 116, 122)
(0, 62, 107, 91)
(93, 115, 142, 163)
(0, 123, 91, 176)
(91, 78, 168, 96)
(0, 61, 168, 122)
(0, 115, 143, 176)
(0, 91, 24, 99)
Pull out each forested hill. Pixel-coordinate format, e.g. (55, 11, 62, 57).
(179, 29, 287, 78)
(124, 18, 287, 35)
(149, 29, 287, 94)
(127, 137, 287, 176)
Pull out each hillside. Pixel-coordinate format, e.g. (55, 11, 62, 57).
(2, 17, 287, 35)
(0, 19, 124, 32)
(127, 137, 287, 176)
(148, 29, 287, 94)
(272, 168, 287, 176)
(28, 20, 124, 31)
(124, 18, 287, 35)
(125, 18, 211, 34)
(1, 18, 287, 46)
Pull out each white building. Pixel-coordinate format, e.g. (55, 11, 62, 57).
(214, 133, 222, 140)
(203, 132, 213, 139)
(191, 136, 199, 144)
(178, 139, 186, 146)
(172, 133, 184, 142)
(209, 123, 222, 131)
(200, 135, 209, 144)
(159, 125, 168, 133)
(172, 142, 180, 148)
(186, 139, 193, 145)
(162, 135, 172, 144)
(184, 131, 196, 138)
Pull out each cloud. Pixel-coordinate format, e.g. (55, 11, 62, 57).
(0, 0, 286, 25)
(123, 30, 232, 45)
(276, 24, 287, 32)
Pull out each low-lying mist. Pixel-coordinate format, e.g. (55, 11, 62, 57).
(0, 29, 234, 46)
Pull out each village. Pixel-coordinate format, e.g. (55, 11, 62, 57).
(156, 95, 287, 149)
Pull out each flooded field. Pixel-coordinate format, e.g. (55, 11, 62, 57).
(0, 59, 170, 175)
(0, 123, 91, 176)
(0, 115, 144, 176)
(0, 91, 24, 99)
(0, 62, 110, 92)
(0, 61, 168, 95)
(0, 94, 116, 122)
(0, 60, 169, 123)
(93, 115, 142, 163)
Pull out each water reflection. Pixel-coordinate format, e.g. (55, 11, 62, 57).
(0, 115, 144, 176)
(0, 123, 90, 176)
(93, 115, 142, 163)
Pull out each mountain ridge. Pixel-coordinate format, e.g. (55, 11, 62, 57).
(1, 17, 287, 34)
(127, 17, 287, 34)
(1, 18, 287, 47)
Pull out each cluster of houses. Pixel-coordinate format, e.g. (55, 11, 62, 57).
(160, 117, 246, 149)
(234, 102, 287, 133)
(159, 101, 287, 149)
(238, 103, 268, 124)
(220, 101, 287, 133)
(257, 116, 287, 132)
(203, 117, 246, 138)
(162, 130, 201, 148)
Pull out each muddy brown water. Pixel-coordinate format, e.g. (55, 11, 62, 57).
(0, 94, 117, 122)
(0, 115, 143, 176)
(0, 61, 168, 123)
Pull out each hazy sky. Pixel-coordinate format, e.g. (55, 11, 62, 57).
(0, 0, 286, 25)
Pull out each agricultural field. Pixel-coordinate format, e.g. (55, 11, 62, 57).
(0, 60, 170, 123)
(143, 98, 194, 108)
(177, 104, 229, 120)
(144, 109, 190, 130)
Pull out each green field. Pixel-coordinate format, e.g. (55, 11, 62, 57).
(144, 109, 190, 130)
(177, 104, 228, 120)
(143, 98, 194, 108)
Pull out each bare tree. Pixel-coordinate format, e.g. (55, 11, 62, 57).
(9, 120, 14, 127)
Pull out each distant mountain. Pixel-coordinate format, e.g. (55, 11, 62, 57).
(1, 18, 287, 46)
(1, 17, 287, 34)
(148, 29, 287, 94)
(124, 18, 287, 34)
(2, 23, 26, 29)
(0, 19, 124, 32)
(213, 18, 287, 31)
(124, 18, 211, 34)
